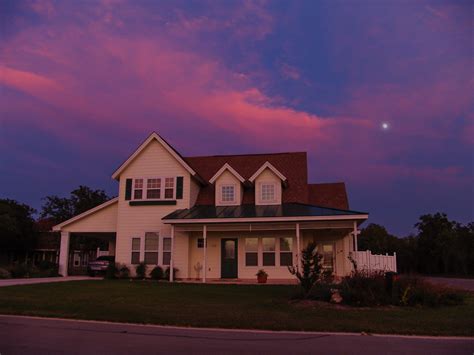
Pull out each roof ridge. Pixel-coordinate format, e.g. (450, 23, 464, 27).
(185, 151, 307, 159)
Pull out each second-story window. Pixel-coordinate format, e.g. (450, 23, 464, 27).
(221, 185, 235, 203)
(147, 178, 161, 199)
(261, 183, 276, 202)
(134, 179, 143, 199)
(164, 178, 175, 199)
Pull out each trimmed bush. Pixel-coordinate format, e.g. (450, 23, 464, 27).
(135, 262, 147, 279)
(307, 283, 334, 302)
(339, 271, 391, 307)
(118, 265, 130, 279)
(164, 267, 178, 280)
(105, 263, 119, 279)
(0, 268, 11, 279)
(150, 266, 164, 280)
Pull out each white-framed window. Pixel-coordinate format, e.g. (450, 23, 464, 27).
(319, 243, 335, 272)
(164, 178, 175, 199)
(262, 237, 276, 266)
(221, 184, 235, 203)
(261, 183, 276, 202)
(132, 177, 177, 200)
(197, 238, 205, 248)
(245, 238, 258, 266)
(279, 237, 293, 266)
(131, 237, 141, 264)
(144, 232, 159, 265)
(162, 237, 171, 265)
(147, 179, 161, 199)
(133, 179, 143, 200)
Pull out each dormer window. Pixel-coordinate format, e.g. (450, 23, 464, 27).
(221, 185, 235, 203)
(261, 183, 276, 203)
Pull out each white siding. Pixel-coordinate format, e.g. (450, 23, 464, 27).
(62, 202, 118, 233)
(114, 139, 194, 278)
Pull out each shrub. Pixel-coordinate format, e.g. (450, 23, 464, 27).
(150, 266, 164, 280)
(307, 283, 334, 302)
(135, 262, 147, 279)
(105, 263, 119, 279)
(0, 268, 11, 279)
(164, 267, 178, 280)
(340, 270, 389, 307)
(394, 277, 465, 307)
(10, 263, 29, 278)
(288, 242, 323, 295)
(118, 265, 130, 279)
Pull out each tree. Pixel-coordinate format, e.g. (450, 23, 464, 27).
(288, 242, 323, 294)
(40, 186, 110, 224)
(0, 199, 37, 255)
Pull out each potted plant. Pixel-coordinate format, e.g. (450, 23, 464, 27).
(256, 269, 268, 284)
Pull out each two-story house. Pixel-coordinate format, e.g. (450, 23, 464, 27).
(53, 132, 369, 281)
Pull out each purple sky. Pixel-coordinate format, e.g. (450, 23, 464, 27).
(1, 0, 472, 235)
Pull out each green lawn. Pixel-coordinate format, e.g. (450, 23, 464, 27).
(0, 280, 472, 336)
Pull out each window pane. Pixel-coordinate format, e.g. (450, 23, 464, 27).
(131, 251, 140, 264)
(280, 237, 292, 252)
(262, 238, 275, 252)
(145, 233, 159, 250)
(144, 252, 158, 264)
(245, 238, 258, 252)
(221, 185, 235, 202)
(163, 237, 171, 251)
(134, 179, 143, 188)
(165, 178, 174, 188)
(147, 189, 160, 199)
(263, 253, 275, 266)
(261, 184, 275, 201)
(163, 252, 171, 266)
(224, 240, 235, 259)
(164, 188, 174, 199)
(132, 238, 140, 251)
(280, 252, 293, 266)
(245, 252, 258, 266)
(134, 189, 143, 199)
(147, 178, 161, 188)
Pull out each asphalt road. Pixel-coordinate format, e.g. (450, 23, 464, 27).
(0, 316, 473, 355)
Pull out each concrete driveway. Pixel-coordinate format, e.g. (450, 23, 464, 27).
(0, 315, 472, 355)
(0, 276, 99, 287)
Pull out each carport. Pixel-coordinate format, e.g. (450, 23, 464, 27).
(53, 198, 118, 276)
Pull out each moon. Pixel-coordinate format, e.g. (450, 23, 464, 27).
(381, 122, 390, 130)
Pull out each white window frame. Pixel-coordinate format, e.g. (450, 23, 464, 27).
(318, 243, 336, 273)
(244, 237, 259, 267)
(259, 182, 278, 204)
(162, 237, 172, 266)
(144, 232, 159, 265)
(132, 177, 176, 201)
(279, 237, 293, 266)
(220, 184, 236, 204)
(262, 237, 276, 266)
(131, 237, 141, 264)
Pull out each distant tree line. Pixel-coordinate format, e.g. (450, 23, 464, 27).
(359, 214, 474, 276)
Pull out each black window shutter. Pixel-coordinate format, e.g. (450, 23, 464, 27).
(125, 179, 133, 200)
(176, 177, 184, 199)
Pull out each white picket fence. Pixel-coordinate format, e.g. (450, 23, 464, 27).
(351, 250, 397, 273)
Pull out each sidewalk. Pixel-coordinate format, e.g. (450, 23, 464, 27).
(0, 276, 99, 287)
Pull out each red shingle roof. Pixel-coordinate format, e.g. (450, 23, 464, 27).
(308, 183, 349, 210)
(185, 152, 349, 209)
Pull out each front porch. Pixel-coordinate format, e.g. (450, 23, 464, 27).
(168, 220, 361, 282)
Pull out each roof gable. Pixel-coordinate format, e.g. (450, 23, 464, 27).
(249, 161, 287, 183)
(111, 132, 199, 180)
(209, 163, 245, 184)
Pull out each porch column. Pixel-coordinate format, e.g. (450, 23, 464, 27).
(352, 221, 359, 251)
(296, 223, 301, 271)
(203, 225, 207, 283)
(58, 231, 70, 277)
(170, 225, 175, 282)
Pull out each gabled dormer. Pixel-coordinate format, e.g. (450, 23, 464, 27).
(209, 163, 245, 206)
(249, 161, 287, 205)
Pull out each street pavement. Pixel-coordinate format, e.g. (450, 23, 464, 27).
(0, 315, 472, 355)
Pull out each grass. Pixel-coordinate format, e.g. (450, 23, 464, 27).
(0, 280, 473, 336)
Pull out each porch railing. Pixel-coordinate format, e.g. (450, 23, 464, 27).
(351, 250, 397, 273)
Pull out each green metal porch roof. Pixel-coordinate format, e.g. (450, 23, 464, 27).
(162, 203, 368, 221)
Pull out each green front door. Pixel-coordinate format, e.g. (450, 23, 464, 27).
(221, 238, 238, 278)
